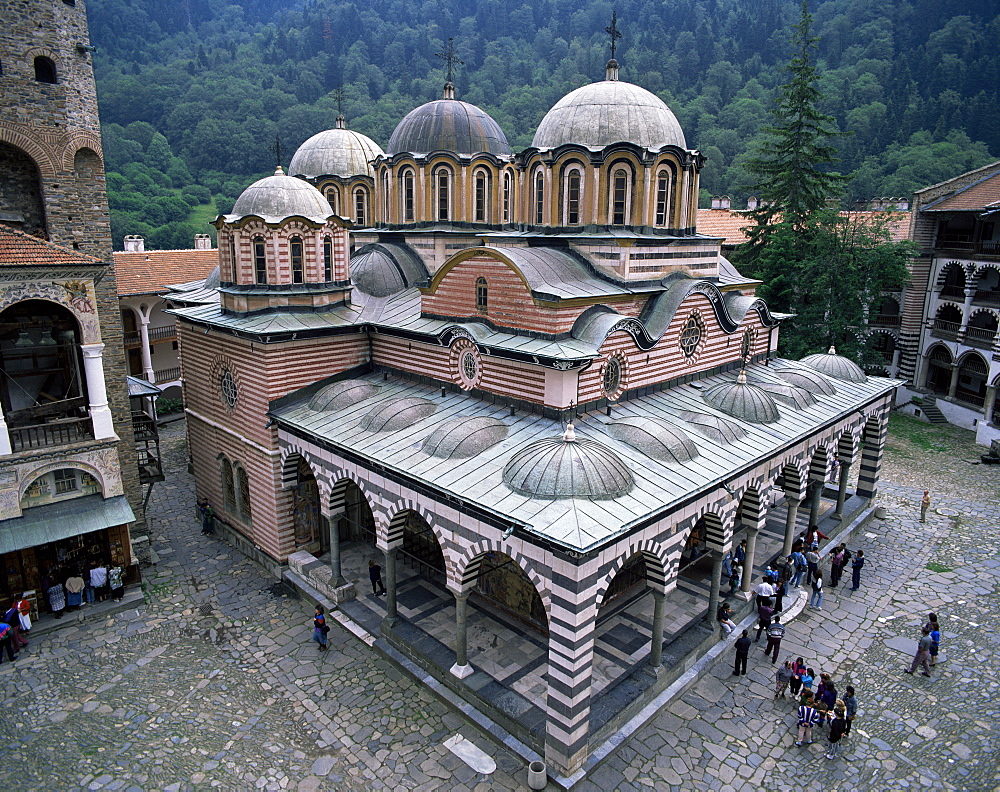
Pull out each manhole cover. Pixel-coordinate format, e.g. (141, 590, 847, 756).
(199, 603, 213, 616)
(936, 508, 958, 517)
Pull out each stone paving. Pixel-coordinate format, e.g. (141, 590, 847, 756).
(1, 414, 998, 791)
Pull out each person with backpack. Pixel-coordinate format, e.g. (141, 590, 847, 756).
(790, 550, 807, 587)
(805, 547, 821, 585)
(796, 698, 822, 746)
(312, 604, 329, 651)
(810, 571, 824, 609)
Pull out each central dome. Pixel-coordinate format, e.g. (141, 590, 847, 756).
(288, 117, 385, 179)
(230, 167, 332, 222)
(387, 88, 511, 157)
(532, 65, 686, 151)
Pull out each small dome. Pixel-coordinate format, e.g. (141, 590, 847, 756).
(607, 416, 699, 464)
(308, 379, 380, 411)
(503, 423, 634, 500)
(532, 67, 686, 151)
(748, 379, 818, 410)
(288, 118, 385, 179)
(772, 366, 837, 396)
(422, 416, 508, 459)
(230, 167, 332, 222)
(387, 96, 511, 157)
(359, 397, 437, 432)
(678, 411, 747, 444)
(703, 371, 780, 424)
(351, 243, 429, 298)
(800, 347, 867, 384)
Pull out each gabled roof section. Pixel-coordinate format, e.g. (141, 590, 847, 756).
(114, 248, 219, 296)
(922, 169, 1000, 212)
(0, 226, 102, 268)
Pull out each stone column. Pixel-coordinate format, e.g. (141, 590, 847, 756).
(983, 384, 997, 423)
(328, 514, 343, 586)
(782, 498, 801, 557)
(80, 343, 116, 440)
(382, 547, 398, 630)
(544, 610, 597, 775)
(649, 590, 666, 670)
(948, 364, 960, 398)
(0, 402, 11, 455)
(808, 480, 823, 527)
(740, 527, 759, 594)
(835, 461, 853, 518)
(450, 592, 474, 679)
(857, 420, 887, 501)
(138, 312, 154, 383)
(706, 550, 723, 626)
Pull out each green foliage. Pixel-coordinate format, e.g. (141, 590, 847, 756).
(87, 0, 1000, 249)
(155, 397, 184, 416)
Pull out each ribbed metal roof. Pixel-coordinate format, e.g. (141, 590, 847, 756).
(772, 364, 837, 396)
(800, 347, 867, 383)
(678, 411, 747, 444)
(351, 243, 429, 298)
(607, 415, 698, 464)
(308, 379, 381, 412)
(359, 396, 437, 432)
(386, 99, 511, 157)
(228, 167, 332, 223)
(748, 378, 818, 410)
(422, 416, 509, 459)
(703, 371, 781, 424)
(288, 121, 384, 179)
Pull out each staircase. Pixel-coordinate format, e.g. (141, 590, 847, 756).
(920, 396, 948, 424)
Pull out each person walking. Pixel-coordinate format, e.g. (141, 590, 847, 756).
(754, 599, 774, 642)
(905, 627, 934, 676)
(805, 547, 820, 585)
(717, 602, 736, 634)
(929, 620, 941, 666)
(790, 549, 807, 587)
(795, 698, 821, 746)
(733, 629, 752, 676)
(312, 605, 328, 651)
(368, 559, 386, 596)
(809, 571, 824, 609)
(850, 550, 865, 591)
(764, 616, 785, 663)
(920, 490, 931, 523)
(775, 660, 794, 699)
(3, 604, 27, 651)
(843, 685, 858, 737)
(826, 705, 848, 759)
(0, 620, 16, 664)
(772, 577, 787, 613)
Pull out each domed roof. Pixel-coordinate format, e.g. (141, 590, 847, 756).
(351, 243, 428, 298)
(359, 397, 437, 432)
(288, 117, 385, 179)
(800, 347, 867, 384)
(386, 85, 511, 157)
(308, 379, 380, 411)
(607, 416, 699, 464)
(678, 411, 747, 444)
(503, 423, 634, 500)
(532, 62, 686, 151)
(422, 416, 508, 459)
(229, 166, 332, 222)
(748, 379, 818, 410)
(772, 365, 837, 396)
(703, 371, 781, 424)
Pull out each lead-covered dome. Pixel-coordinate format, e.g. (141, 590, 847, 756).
(532, 62, 686, 151)
(503, 423, 634, 500)
(800, 347, 867, 384)
(229, 166, 332, 222)
(386, 85, 511, 157)
(288, 117, 385, 179)
(703, 371, 780, 424)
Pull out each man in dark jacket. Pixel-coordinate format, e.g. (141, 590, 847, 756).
(733, 629, 752, 676)
(755, 599, 774, 642)
(764, 616, 785, 663)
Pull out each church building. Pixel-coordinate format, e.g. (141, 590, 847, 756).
(171, 48, 897, 776)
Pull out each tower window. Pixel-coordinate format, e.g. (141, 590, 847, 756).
(612, 169, 629, 225)
(354, 188, 367, 226)
(381, 171, 390, 220)
(503, 171, 512, 223)
(229, 236, 237, 281)
(534, 172, 544, 225)
(655, 172, 670, 227)
(566, 170, 581, 225)
(475, 171, 489, 223)
(34, 57, 57, 84)
(323, 237, 333, 281)
(326, 187, 339, 214)
(476, 277, 488, 311)
(401, 170, 414, 221)
(436, 168, 451, 221)
(290, 237, 304, 284)
(253, 237, 267, 284)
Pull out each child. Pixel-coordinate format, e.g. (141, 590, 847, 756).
(798, 688, 815, 708)
(795, 697, 821, 746)
(312, 605, 328, 651)
(775, 661, 793, 699)
(929, 620, 941, 666)
(800, 667, 815, 694)
(789, 657, 806, 697)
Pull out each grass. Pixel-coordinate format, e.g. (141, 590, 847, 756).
(186, 199, 218, 232)
(887, 412, 951, 453)
(925, 562, 953, 573)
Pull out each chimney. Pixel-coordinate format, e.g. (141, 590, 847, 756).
(124, 235, 144, 252)
(719, 195, 731, 210)
(194, 233, 213, 250)
(711, 195, 722, 210)
(746, 196, 758, 211)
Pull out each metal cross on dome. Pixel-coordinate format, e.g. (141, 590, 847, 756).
(435, 37, 463, 83)
(606, 11, 622, 60)
(270, 135, 283, 170)
(332, 87, 345, 114)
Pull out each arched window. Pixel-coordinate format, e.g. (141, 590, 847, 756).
(476, 277, 488, 310)
(611, 168, 630, 225)
(400, 169, 415, 222)
(503, 171, 512, 223)
(474, 170, 490, 223)
(326, 187, 339, 215)
(228, 236, 237, 281)
(323, 236, 333, 281)
(34, 57, 57, 84)
(654, 169, 672, 227)
(534, 171, 545, 225)
(236, 464, 252, 524)
(253, 237, 267, 284)
(381, 171, 390, 220)
(563, 167, 583, 225)
(290, 237, 304, 284)
(354, 188, 367, 226)
(220, 456, 236, 514)
(435, 167, 451, 221)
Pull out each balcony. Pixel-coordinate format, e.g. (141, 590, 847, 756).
(965, 325, 999, 350)
(935, 235, 1000, 257)
(10, 416, 94, 451)
(868, 315, 901, 328)
(123, 325, 177, 350)
(973, 290, 1000, 307)
(938, 285, 965, 300)
(930, 319, 961, 340)
(153, 366, 180, 384)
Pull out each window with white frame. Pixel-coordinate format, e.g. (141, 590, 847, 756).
(534, 171, 545, 224)
(610, 167, 631, 225)
(563, 166, 583, 225)
(354, 188, 367, 226)
(400, 169, 415, 221)
(435, 167, 451, 221)
(503, 171, 512, 222)
(474, 170, 490, 223)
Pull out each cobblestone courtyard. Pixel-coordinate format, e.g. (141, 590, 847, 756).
(1, 413, 998, 791)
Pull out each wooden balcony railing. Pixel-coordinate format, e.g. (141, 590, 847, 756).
(938, 285, 965, 299)
(973, 290, 1000, 307)
(965, 325, 999, 349)
(935, 236, 1000, 256)
(9, 416, 94, 451)
(868, 315, 900, 327)
(154, 367, 181, 384)
(930, 319, 961, 339)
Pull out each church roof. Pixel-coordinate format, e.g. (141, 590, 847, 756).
(386, 97, 511, 157)
(351, 243, 429, 297)
(288, 120, 384, 179)
(272, 361, 899, 552)
(922, 170, 1000, 212)
(114, 248, 219, 296)
(227, 167, 333, 223)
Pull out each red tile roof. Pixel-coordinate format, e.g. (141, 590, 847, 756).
(696, 209, 911, 246)
(114, 248, 219, 296)
(924, 172, 1000, 212)
(0, 225, 102, 267)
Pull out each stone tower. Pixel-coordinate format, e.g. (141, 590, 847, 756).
(0, 0, 146, 549)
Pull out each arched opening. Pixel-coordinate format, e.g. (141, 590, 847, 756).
(0, 142, 48, 238)
(34, 56, 57, 84)
(654, 166, 674, 227)
(869, 296, 900, 327)
(924, 345, 953, 395)
(534, 170, 544, 224)
(931, 304, 962, 340)
(609, 167, 632, 226)
(381, 171, 390, 221)
(354, 187, 368, 226)
(235, 463, 251, 525)
(474, 169, 490, 223)
(561, 165, 584, 225)
(399, 169, 415, 222)
(253, 236, 267, 284)
(322, 236, 333, 281)
(398, 510, 446, 581)
(434, 168, 451, 222)
(120, 307, 142, 376)
(975, 267, 1000, 305)
(219, 454, 236, 513)
(325, 186, 340, 215)
(20, 466, 101, 510)
(331, 478, 376, 546)
(227, 234, 238, 282)
(938, 263, 966, 299)
(470, 550, 547, 633)
(956, 353, 989, 407)
(0, 300, 90, 449)
(290, 236, 304, 284)
(865, 331, 896, 368)
(502, 170, 512, 222)
(292, 458, 320, 548)
(475, 277, 488, 311)
(966, 310, 998, 349)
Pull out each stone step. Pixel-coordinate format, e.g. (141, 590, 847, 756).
(920, 401, 949, 424)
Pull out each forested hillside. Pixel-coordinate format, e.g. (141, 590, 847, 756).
(87, 0, 1000, 249)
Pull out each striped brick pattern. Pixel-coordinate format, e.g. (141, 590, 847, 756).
(808, 445, 831, 483)
(856, 415, 887, 499)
